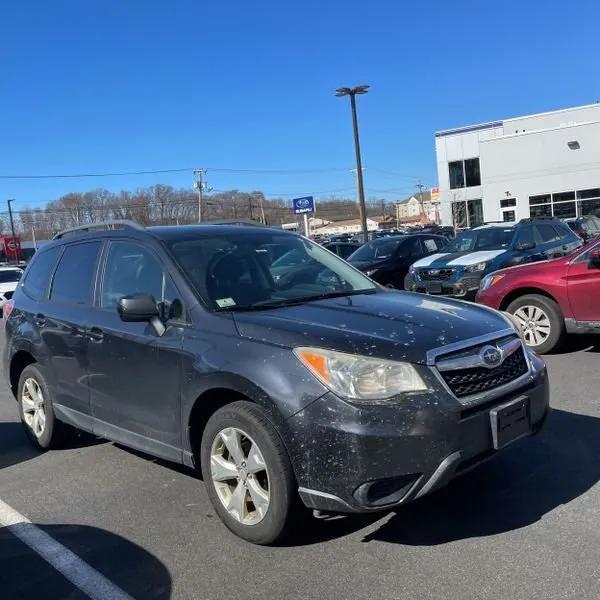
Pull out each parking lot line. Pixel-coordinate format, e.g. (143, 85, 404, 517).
(0, 498, 133, 600)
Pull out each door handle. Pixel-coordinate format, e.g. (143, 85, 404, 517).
(34, 313, 46, 327)
(87, 327, 104, 342)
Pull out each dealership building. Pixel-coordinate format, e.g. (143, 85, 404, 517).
(435, 103, 600, 228)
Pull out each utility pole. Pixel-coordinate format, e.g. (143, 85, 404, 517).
(247, 196, 254, 220)
(335, 85, 370, 243)
(416, 180, 426, 219)
(193, 169, 211, 223)
(7, 199, 17, 264)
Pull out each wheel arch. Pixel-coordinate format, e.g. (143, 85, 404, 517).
(183, 376, 287, 468)
(9, 349, 37, 399)
(499, 287, 560, 312)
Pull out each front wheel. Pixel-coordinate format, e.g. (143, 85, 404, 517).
(506, 294, 565, 354)
(200, 401, 297, 545)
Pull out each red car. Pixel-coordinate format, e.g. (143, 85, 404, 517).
(476, 238, 600, 353)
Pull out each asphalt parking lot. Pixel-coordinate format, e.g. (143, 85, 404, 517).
(1, 335, 600, 600)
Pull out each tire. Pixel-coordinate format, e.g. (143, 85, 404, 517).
(506, 294, 566, 354)
(200, 401, 297, 545)
(17, 364, 67, 450)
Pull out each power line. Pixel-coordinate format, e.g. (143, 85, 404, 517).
(0, 166, 353, 180)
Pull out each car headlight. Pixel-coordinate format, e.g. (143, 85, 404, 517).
(465, 261, 488, 273)
(480, 273, 505, 291)
(294, 347, 427, 402)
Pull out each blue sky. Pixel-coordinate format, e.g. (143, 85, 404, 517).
(1, 0, 599, 210)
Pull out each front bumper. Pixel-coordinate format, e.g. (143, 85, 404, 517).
(405, 272, 483, 299)
(284, 350, 549, 513)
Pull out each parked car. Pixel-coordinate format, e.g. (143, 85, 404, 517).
(322, 240, 362, 259)
(348, 234, 448, 288)
(3, 221, 548, 545)
(417, 225, 456, 239)
(476, 238, 600, 353)
(0, 266, 23, 312)
(564, 215, 600, 243)
(405, 218, 581, 299)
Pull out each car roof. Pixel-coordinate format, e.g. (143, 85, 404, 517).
(473, 223, 516, 230)
(148, 224, 293, 241)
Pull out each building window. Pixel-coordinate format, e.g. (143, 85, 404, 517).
(448, 158, 480, 189)
(464, 158, 481, 187)
(500, 197, 516, 208)
(448, 161, 464, 189)
(503, 210, 516, 222)
(452, 199, 483, 229)
(529, 188, 600, 218)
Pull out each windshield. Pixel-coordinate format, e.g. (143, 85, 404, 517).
(348, 237, 405, 261)
(445, 228, 514, 252)
(0, 269, 22, 283)
(167, 231, 376, 310)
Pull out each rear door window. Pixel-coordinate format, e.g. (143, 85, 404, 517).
(50, 242, 102, 305)
(22, 246, 61, 300)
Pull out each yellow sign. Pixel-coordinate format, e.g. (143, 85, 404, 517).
(430, 187, 440, 202)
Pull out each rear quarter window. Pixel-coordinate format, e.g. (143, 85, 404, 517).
(22, 246, 61, 301)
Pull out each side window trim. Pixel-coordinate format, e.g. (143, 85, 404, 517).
(99, 238, 189, 324)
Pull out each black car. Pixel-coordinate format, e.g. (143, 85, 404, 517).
(3, 221, 549, 545)
(322, 240, 362, 259)
(565, 215, 600, 243)
(347, 234, 448, 288)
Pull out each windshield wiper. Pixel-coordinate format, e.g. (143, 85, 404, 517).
(214, 289, 376, 312)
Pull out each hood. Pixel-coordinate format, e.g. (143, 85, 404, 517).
(233, 291, 511, 364)
(412, 250, 506, 269)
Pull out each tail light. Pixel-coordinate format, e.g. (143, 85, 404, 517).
(3, 299, 15, 320)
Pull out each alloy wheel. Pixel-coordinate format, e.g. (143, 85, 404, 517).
(21, 377, 46, 438)
(210, 427, 270, 525)
(513, 305, 551, 347)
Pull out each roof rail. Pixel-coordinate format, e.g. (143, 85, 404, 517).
(53, 220, 145, 240)
(518, 216, 558, 223)
(204, 218, 269, 227)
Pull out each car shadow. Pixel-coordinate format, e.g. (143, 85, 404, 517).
(0, 522, 172, 599)
(285, 408, 600, 546)
(552, 334, 600, 354)
(0, 421, 105, 470)
(361, 408, 600, 545)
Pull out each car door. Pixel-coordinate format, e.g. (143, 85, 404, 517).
(511, 224, 545, 265)
(391, 237, 424, 287)
(87, 239, 187, 459)
(565, 243, 600, 322)
(41, 241, 102, 419)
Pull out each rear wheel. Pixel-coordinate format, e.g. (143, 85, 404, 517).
(507, 294, 565, 354)
(200, 401, 297, 545)
(18, 364, 66, 449)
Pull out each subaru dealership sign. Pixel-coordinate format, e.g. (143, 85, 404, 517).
(292, 196, 315, 214)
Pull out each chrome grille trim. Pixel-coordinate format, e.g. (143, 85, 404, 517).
(436, 337, 522, 372)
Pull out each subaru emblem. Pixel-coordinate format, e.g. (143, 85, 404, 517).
(480, 345, 503, 367)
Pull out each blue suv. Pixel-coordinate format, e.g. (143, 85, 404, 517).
(405, 217, 582, 299)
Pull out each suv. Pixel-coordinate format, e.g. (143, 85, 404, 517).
(0, 265, 24, 311)
(404, 218, 581, 299)
(3, 221, 549, 544)
(476, 238, 600, 353)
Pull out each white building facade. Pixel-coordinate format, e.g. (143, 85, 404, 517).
(435, 104, 600, 228)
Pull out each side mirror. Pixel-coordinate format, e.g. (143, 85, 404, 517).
(117, 293, 159, 322)
(516, 241, 536, 252)
(590, 248, 600, 267)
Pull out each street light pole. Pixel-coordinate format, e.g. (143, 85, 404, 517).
(336, 85, 370, 243)
(7, 199, 17, 264)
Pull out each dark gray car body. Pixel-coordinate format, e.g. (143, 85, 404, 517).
(3, 225, 549, 513)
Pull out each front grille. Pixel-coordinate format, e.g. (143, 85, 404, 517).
(2, 291, 13, 299)
(439, 346, 528, 398)
(418, 268, 454, 281)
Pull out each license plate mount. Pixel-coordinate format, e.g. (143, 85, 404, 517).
(426, 282, 443, 294)
(490, 396, 531, 450)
